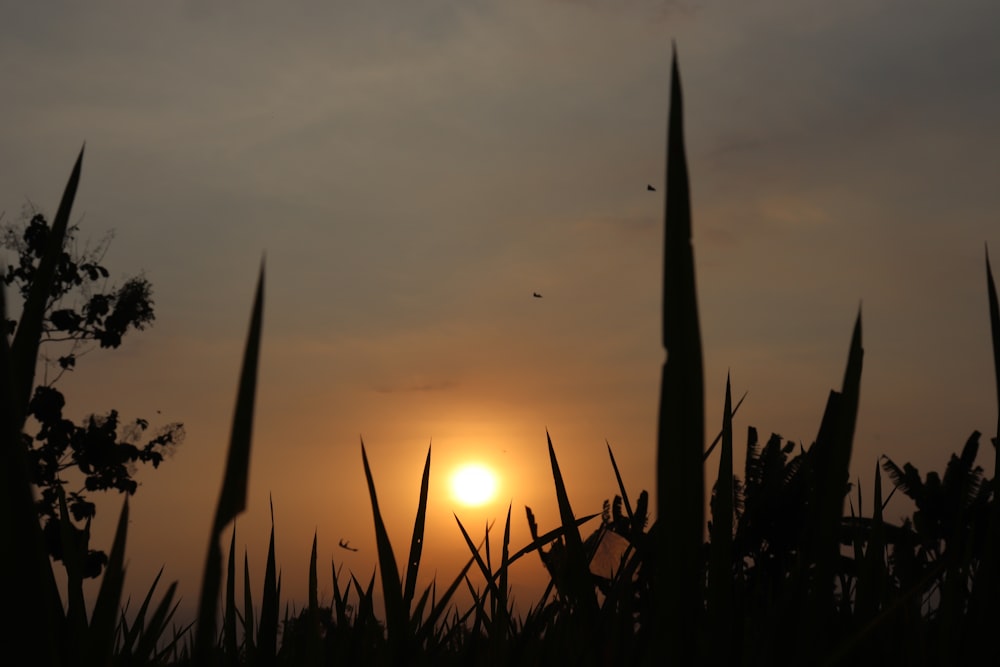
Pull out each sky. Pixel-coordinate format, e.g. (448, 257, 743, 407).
(3, 0, 1000, 624)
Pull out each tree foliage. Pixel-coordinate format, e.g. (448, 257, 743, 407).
(2, 211, 183, 578)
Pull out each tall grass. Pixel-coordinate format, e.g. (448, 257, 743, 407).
(656, 47, 705, 662)
(5, 51, 1000, 665)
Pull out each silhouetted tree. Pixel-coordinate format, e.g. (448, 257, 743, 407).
(2, 210, 183, 578)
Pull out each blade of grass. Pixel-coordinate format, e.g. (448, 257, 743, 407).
(506, 512, 600, 568)
(488, 505, 513, 656)
(56, 484, 88, 649)
(403, 445, 432, 616)
(224, 525, 238, 666)
(984, 248, 1000, 509)
(484, 519, 493, 597)
(309, 531, 319, 617)
(194, 261, 264, 661)
(85, 497, 129, 665)
(968, 247, 1000, 635)
(119, 567, 164, 657)
(855, 462, 886, 624)
(657, 46, 705, 660)
(10, 145, 84, 418)
(136, 581, 181, 662)
(987, 246, 1000, 473)
(417, 529, 496, 646)
(360, 439, 406, 657)
(499, 505, 512, 630)
(132, 575, 181, 665)
(416, 555, 476, 644)
(0, 167, 70, 664)
(243, 550, 255, 656)
(464, 576, 486, 638)
(258, 497, 279, 663)
(351, 571, 377, 631)
(408, 582, 433, 635)
(331, 559, 349, 629)
(703, 389, 748, 461)
(453, 514, 501, 600)
(707, 373, 735, 662)
(546, 431, 598, 616)
(306, 530, 322, 666)
(803, 310, 863, 659)
(606, 442, 635, 520)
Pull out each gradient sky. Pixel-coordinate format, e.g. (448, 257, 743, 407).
(3, 0, 1000, 623)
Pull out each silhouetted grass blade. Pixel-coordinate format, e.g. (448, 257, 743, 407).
(331, 559, 349, 629)
(1, 150, 84, 660)
(417, 553, 478, 646)
(484, 520, 493, 597)
(703, 389, 748, 461)
(56, 485, 88, 646)
(403, 445, 432, 617)
(360, 439, 406, 656)
(258, 497, 279, 663)
(308, 530, 319, 616)
(855, 462, 886, 623)
(418, 522, 496, 648)
(708, 373, 735, 661)
(133, 577, 180, 663)
(453, 515, 501, 598)
(119, 567, 165, 657)
(804, 310, 863, 658)
(408, 583, 433, 636)
(224, 525, 237, 665)
(10, 145, 84, 418)
(0, 279, 63, 662)
(506, 512, 600, 568)
(216, 263, 265, 529)
(306, 530, 322, 665)
(967, 248, 1000, 639)
(546, 431, 598, 615)
(983, 248, 1000, 527)
(243, 550, 255, 656)
(195, 262, 265, 661)
(499, 504, 512, 631)
(86, 497, 128, 665)
(987, 247, 1000, 451)
(657, 46, 705, 659)
(606, 442, 635, 520)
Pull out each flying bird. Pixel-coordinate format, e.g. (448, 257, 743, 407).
(338, 539, 358, 552)
(647, 184, 656, 191)
(532, 292, 543, 298)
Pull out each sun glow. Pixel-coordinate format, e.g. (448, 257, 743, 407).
(450, 463, 498, 507)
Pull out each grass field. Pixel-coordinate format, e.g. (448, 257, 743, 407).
(3, 53, 999, 666)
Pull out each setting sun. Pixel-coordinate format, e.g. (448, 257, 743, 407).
(450, 463, 498, 507)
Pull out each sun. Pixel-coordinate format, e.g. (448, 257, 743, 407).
(450, 463, 498, 507)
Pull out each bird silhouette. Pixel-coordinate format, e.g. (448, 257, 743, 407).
(647, 184, 656, 191)
(532, 292, 543, 298)
(338, 539, 358, 552)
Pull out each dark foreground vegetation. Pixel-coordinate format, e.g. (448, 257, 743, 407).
(3, 53, 999, 666)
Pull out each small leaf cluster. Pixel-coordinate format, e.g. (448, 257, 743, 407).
(24, 383, 183, 578)
(2, 212, 155, 360)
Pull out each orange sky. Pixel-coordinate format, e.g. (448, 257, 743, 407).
(5, 0, 1000, 624)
